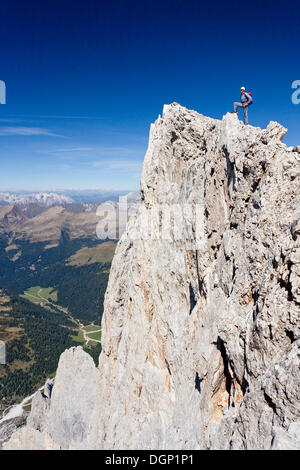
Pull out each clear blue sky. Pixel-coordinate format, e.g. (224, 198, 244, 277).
(0, 0, 299, 191)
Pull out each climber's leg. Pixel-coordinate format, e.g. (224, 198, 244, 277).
(243, 106, 248, 125)
(234, 102, 242, 117)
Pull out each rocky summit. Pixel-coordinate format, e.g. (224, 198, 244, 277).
(5, 103, 300, 450)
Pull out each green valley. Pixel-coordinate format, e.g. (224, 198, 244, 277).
(0, 237, 117, 324)
(0, 235, 116, 409)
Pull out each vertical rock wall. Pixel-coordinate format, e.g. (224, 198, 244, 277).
(5, 103, 300, 450)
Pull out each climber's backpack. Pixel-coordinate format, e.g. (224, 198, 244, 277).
(242, 91, 253, 105)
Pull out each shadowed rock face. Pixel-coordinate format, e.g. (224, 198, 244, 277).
(5, 103, 300, 450)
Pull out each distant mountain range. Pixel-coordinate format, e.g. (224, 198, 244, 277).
(0, 191, 140, 244)
(0, 190, 139, 206)
(0, 192, 74, 207)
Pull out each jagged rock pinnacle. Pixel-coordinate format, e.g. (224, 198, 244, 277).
(5, 103, 300, 450)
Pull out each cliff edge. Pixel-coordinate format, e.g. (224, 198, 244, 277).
(5, 103, 300, 450)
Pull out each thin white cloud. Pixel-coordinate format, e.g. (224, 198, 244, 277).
(0, 126, 64, 137)
(53, 145, 145, 159)
(55, 145, 142, 153)
(0, 118, 27, 123)
(93, 159, 142, 171)
(55, 147, 95, 152)
(0, 114, 105, 120)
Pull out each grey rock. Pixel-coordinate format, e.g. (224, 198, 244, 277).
(43, 379, 54, 399)
(0, 416, 26, 450)
(45, 347, 101, 450)
(27, 389, 51, 432)
(271, 421, 300, 450)
(5, 103, 300, 450)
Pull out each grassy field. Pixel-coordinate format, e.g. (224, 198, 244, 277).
(66, 241, 116, 266)
(71, 330, 85, 344)
(21, 286, 58, 303)
(87, 330, 101, 342)
(83, 324, 101, 332)
(23, 403, 32, 413)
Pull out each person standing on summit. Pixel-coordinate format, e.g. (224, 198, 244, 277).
(234, 86, 253, 125)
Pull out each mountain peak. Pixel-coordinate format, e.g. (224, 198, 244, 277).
(5, 104, 300, 450)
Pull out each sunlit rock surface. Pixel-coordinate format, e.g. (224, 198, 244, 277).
(5, 103, 300, 450)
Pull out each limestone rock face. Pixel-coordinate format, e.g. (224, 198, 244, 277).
(271, 421, 300, 449)
(5, 103, 300, 450)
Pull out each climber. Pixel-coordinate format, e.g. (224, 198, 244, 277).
(233, 86, 253, 125)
